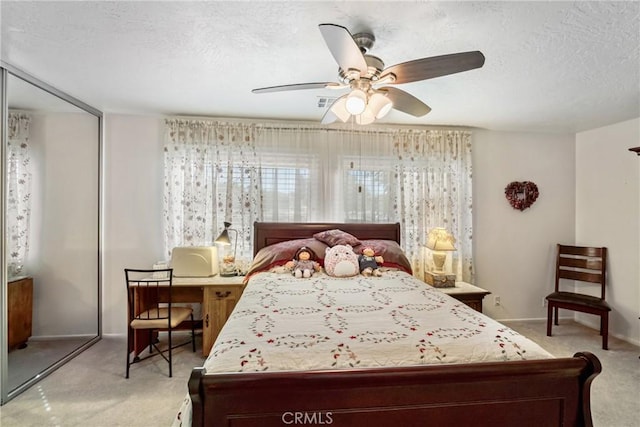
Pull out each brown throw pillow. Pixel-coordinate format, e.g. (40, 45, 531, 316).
(313, 229, 361, 247)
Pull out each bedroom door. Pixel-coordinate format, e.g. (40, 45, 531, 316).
(0, 63, 102, 404)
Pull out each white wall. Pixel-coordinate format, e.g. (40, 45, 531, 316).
(102, 115, 639, 347)
(473, 130, 576, 320)
(103, 114, 165, 335)
(576, 118, 639, 345)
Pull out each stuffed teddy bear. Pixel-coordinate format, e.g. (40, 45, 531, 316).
(358, 246, 384, 277)
(285, 246, 321, 278)
(324, 244, 359, 277)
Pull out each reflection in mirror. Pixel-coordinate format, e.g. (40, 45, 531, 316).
(2, 68, 101, 402)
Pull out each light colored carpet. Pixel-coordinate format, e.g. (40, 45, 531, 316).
(503, 319, 640, 427)
(0, 321, 638, 427)
(7, 337, 93, 391)
(0, 332, 204, 427)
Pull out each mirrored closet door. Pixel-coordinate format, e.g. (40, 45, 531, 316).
(0, 63, 102, 404)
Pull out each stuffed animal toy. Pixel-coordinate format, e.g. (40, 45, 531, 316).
(285, 247, 321, 278)
(324, 244, 359, 277)
(358, 246, 384, 277)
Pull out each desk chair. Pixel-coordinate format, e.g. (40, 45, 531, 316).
(125, 268, 196, 378)
(546, 244, 610, 350)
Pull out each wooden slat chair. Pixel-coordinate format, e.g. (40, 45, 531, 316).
(125, 268, 196, 378)
(546, 244, 610, 350)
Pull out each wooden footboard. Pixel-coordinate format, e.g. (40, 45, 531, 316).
(189, 352, 601, 427)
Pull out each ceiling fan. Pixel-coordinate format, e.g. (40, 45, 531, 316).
(252, 23, 485, 125)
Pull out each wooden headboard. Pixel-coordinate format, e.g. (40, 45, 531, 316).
(253, 222, 401, 256)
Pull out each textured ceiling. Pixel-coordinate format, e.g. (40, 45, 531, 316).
(2, 1, 639, 133)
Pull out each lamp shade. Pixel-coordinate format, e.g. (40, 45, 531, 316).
(214, 221, 232, 245)
(355, 109, 376, 125)
(426, 227, 456, 251)
(215, 229, 230, 245)
(345, 89, 367, 115)
(329, 96, 351, 123)
(368, 93, 393, 119)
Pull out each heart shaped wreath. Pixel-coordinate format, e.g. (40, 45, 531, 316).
(504, 181, 539, 211)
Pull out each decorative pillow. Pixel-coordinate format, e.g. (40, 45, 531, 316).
(246, 238, 329, 278)
(353, 240, 413, 274)
(324, 244, 360, 277)
(313, 229, 361, 247)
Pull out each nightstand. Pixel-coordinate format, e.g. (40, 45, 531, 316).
(435, 282, 491, 313)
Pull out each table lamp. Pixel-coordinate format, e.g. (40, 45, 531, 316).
(425, 227, 456, 287)
(215, 221, 238, 276)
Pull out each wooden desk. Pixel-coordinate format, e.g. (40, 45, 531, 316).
(131, 275, 245, 357)
(434, 282, 491, 313)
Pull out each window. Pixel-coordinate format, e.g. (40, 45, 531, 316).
(259, 159, 313, 223)
(163, 120, 473, 281)
(342, 155, 394, 223)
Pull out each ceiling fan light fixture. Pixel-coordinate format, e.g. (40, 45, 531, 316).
(329, 96, 351, 122)
(355, 110, 376, 125)
(368, 93, 393, 119)
(345, 89, 367, 115)
(253, 24, 485, 125)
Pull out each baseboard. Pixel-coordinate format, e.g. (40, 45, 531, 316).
(102, 333, 126, 338)
(29, 334, 96, 341)
(495, 316, 571, 323)
(494, 316, 640, 347)
(574, 318, 640, 347)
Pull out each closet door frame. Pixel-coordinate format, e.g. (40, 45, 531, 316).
(0, 62, 103, 404)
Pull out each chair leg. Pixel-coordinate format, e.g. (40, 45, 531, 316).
(602, 313, 609, 350)
(191, 314, 196, 353)
(126, 326, 131, 379)
(168, 328, 173, 378)
(546, 304, 553, 336)
(553, 307, 559, 326)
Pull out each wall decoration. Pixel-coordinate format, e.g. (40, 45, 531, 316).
(504, 181, 539, 211)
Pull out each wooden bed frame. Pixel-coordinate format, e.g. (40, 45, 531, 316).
(252, 222, 402, 256)
(189, 222, 601, 427)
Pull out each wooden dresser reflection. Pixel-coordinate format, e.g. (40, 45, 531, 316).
(8, 276, 33, 351)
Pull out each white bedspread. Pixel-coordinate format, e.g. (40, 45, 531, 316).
(172, 270, 552, 426)
(206, 270, 551, 372)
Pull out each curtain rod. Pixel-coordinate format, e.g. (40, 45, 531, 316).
(165, 117, 472, 137)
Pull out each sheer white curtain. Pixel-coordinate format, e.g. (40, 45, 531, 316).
(258, 126, 399, 223)
(163, 118, 473, 280)
(392, 130, 474, 282)
(164, 120, 261, 260)
(253, 125, 326, 222)
(6, 112, 33, 276)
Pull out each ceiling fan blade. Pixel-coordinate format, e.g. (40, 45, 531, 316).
(381, 51, 485, 84)
(379, 87, 431, 117)
(319, 24, 368, 75)
(252, 82, 342, 94)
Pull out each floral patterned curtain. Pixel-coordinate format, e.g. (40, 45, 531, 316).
(163, 119, 261, 260)
(163, 118, 473, 282)
(392, 130, 474, 282)
(6, 112, 33, 276)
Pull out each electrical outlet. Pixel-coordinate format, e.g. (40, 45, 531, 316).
(494, 296, 501, 306)
(542, 297, 548, 307)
